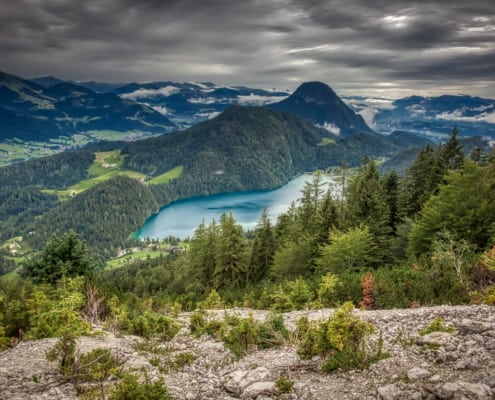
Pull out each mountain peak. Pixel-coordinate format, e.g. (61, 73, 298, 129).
(293, 81, 338, 98)
(266, 81, 374, 137)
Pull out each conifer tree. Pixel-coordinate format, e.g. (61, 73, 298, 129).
(439, 126, 465, 172)
(345, 158, 391, 261)
(189, 220, 218, 291)
(213, 213, 248, 289)
(22, 231, 93, 284)
(297, 171, 327, 237)
(382, 171, 401, 235)
(248, 208, 275, 284)
(399, 144, 443, 218)
(408, 160, 495, 257)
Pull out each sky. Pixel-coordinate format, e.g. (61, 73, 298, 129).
(1, 0, 494, 98)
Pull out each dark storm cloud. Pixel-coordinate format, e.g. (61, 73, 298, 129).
(0, 0, 494, 97)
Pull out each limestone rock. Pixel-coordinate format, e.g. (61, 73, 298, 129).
(377, 383, 402, 400)
(458, 319, 492, 335)
(417, 331, 456, 347)
(1, 305, 495, 400)
(434, 381, 494, 400)
(241, 381, 277, 399)
(407, 367, 430, 381)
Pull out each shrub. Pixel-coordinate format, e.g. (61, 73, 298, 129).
(225, 314, 289, 357)
(275, 376, 294, 393)
(420, 317, 454, 336)
(202, 289, 224, 309)
(484, 286, 495, 305)
(109, 374, 174, 400)
(28, 278, 91, 339)
(297, 302, 386, 371)
(108, 297, 179, 340)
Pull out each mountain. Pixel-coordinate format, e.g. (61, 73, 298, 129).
(121, 105, 365, 204)
(29, 75, 67, 88)
(380, 134, 492, 175)
(385, 131, 433, 148)
(112, 81, 289, 128)
(347, 94, 495, 140)
(30, 76, 127, 93)
(0, 70, 176, 142)
(1, 105, 390, 255)
(265, 82, 375, 137)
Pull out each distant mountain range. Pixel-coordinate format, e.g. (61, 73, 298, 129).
(0, 71, 176, 142)
(0, 69, 494, 166)
(346, 94, 495, 140)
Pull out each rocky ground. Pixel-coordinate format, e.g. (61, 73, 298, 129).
(0, 305, 494, 400)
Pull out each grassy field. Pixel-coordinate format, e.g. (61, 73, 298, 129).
(42, 150, 146, 200)
(318, 138, 336, 146)
(0, 130, 158, 167)
(147, 165, 184, 185)
(105, 250, 166, 269)
(43, 169, 146, 201)
(0, 142, 57, 166)
(88, 150, 125, 177)
(43, 160, 183, 200)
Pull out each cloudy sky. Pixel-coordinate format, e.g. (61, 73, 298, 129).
(1, 0, 494, 98)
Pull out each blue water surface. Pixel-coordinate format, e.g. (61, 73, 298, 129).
(136, 175, 338, 239)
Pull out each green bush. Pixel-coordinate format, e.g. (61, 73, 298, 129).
(28, 278, 91, 339)
(189, 310, 225, 339)
(275, 376, 294, 393)
(420, 317, 454, 336)
(109, 374, 174, 400)
(297, 302, 387, 371)
(108, 297, 179, 340)
(223, 313, 288, 357)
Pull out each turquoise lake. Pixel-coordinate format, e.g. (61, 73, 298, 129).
(136, 175, 340, 239)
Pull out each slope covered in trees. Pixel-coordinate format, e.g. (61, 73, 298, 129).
(101, 129, 495, 309)
(22, 176, 159, 261)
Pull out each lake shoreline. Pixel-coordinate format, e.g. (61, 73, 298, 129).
(135, 173, 340, 240)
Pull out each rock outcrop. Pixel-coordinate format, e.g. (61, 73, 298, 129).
(0, 305, 494, 400)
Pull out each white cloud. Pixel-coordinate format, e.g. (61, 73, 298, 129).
(406, 104, 426, 115)
(187, 97, 219, 104)
(187, 97, 237, 104)
(356, 108, 379, 128)
(152, 105, 169, 115)
(121, 86, 181, 100)
(344, 97, 396, 127)
(195, 111, 221, 119)
(237, 93, 289, 105)
(317, 122, 341, 136)
(436, 109, 495, 123)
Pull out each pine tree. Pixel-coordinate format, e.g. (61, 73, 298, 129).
(316, 189, 339, 244)
(248, 208, 275, 284)
(439, 126, 465, 172)
(382, 171, 401, 235)
(213, 213, 248, 289)
(22, 231, 93, 284)
(399, 144, 443, 218)
(189, 220, 218, 291)
(408, 160, 495, 257)
(297, 171, 327, 237)
(344, 159, 391, 262)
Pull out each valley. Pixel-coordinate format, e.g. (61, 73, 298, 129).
(2, 2, 495, 399)
(0, 78, 494, 400)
